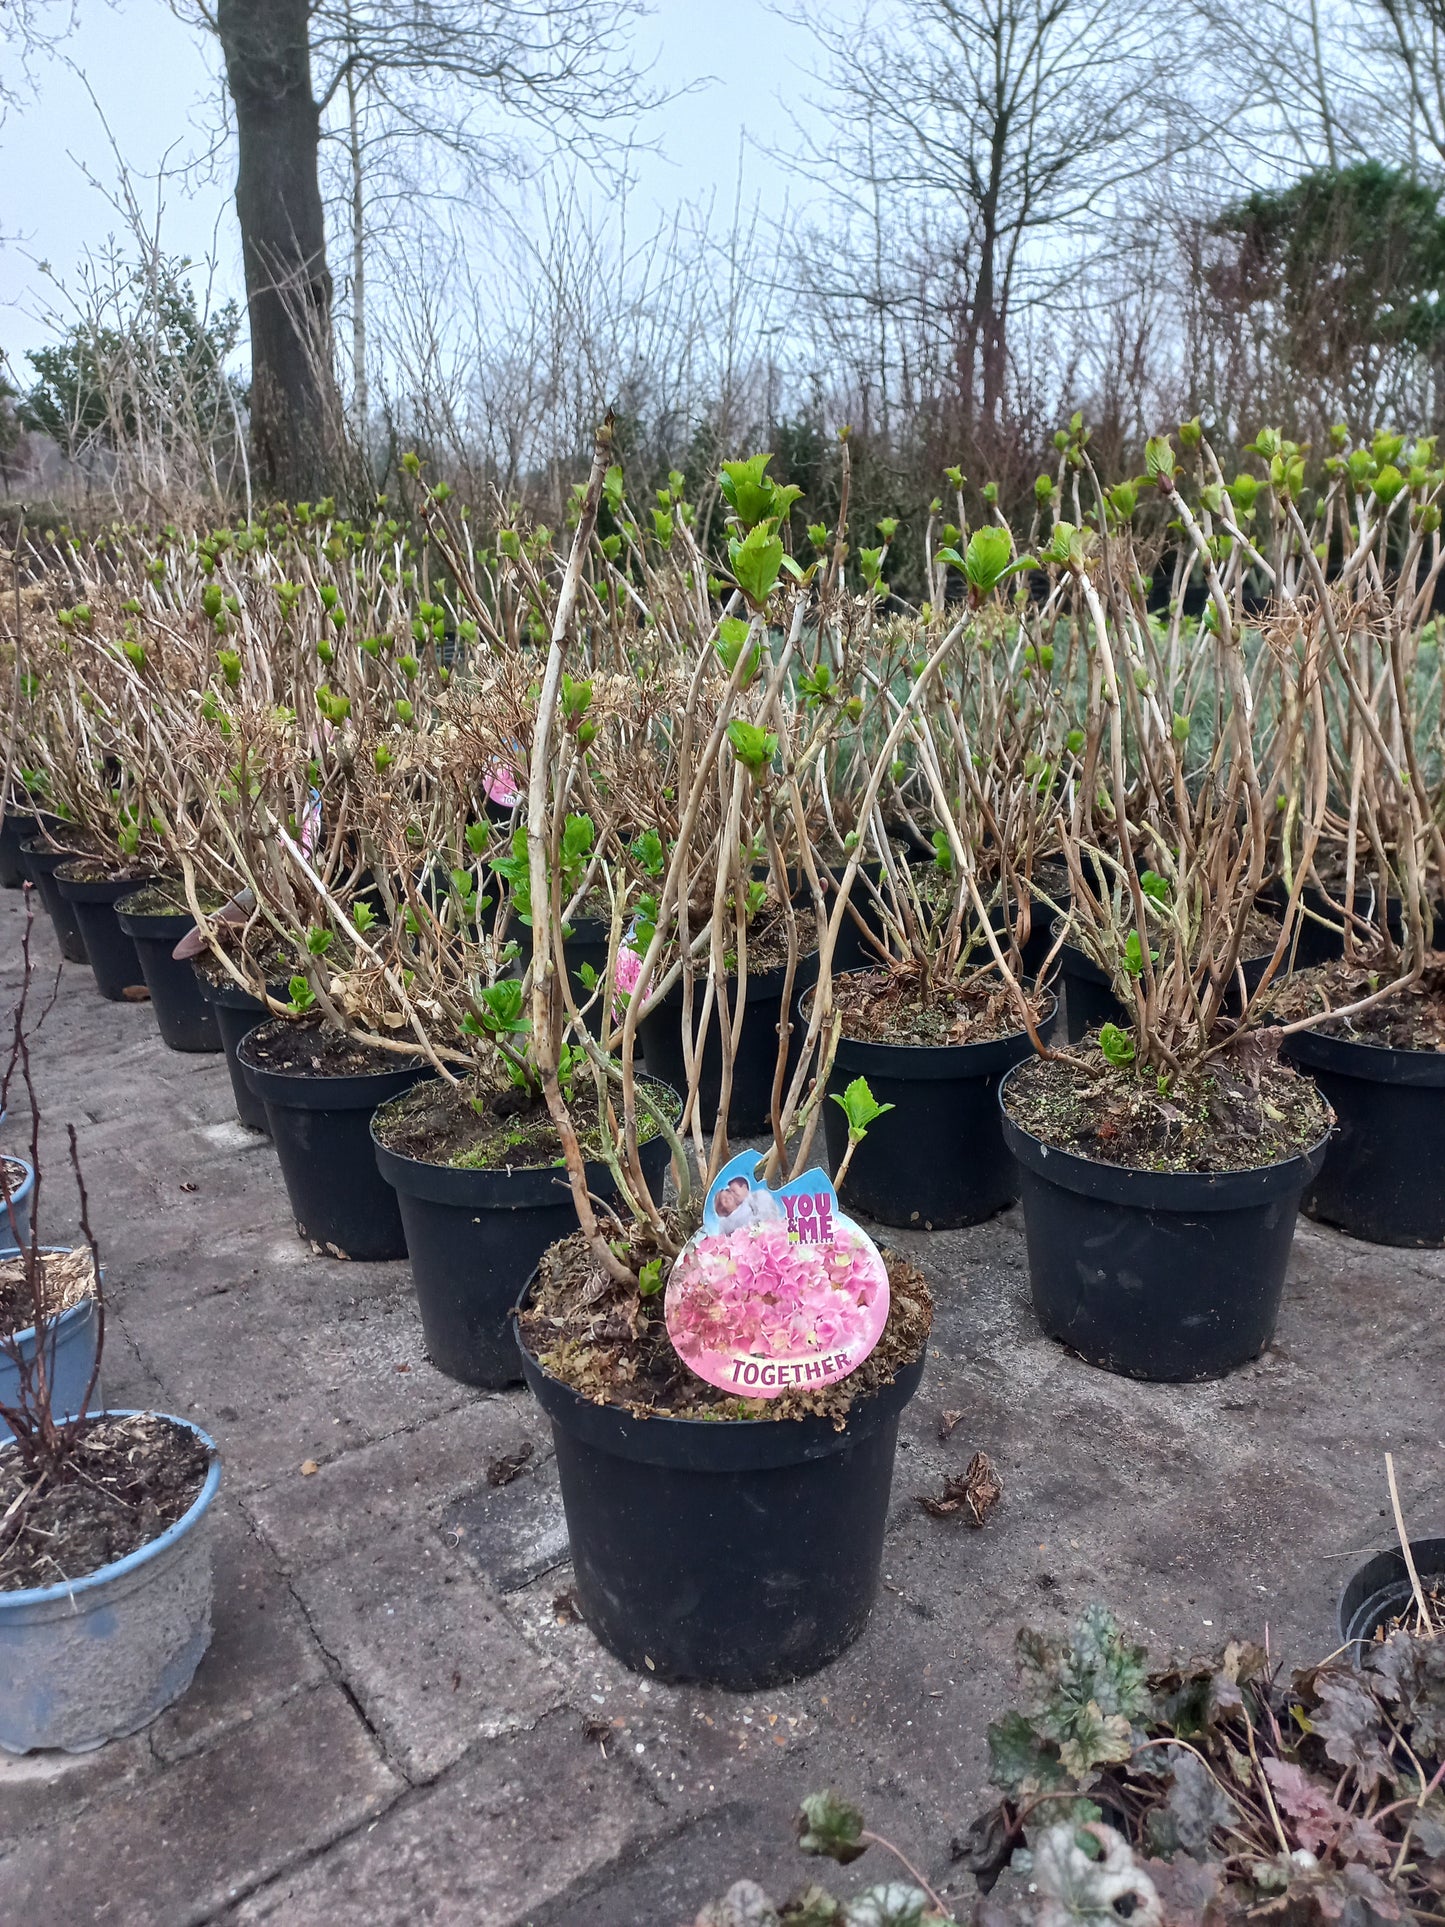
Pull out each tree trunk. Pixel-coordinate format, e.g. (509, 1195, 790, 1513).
(216, 0, 337, 498)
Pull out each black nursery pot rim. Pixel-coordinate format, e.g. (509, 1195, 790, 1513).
(1337, 1536, 1445, 1648)
(998, 1060, 1331, 1212)
(20, 836, 89, 872)
(114, 897, 198, 942)
(237, 1019, 427, 1111)
(1285, 1022, 1445, 1089)
(192, 967, 282, 1013)
(513, 1268, 927, 1469)
(53, 864, 159, 905)
(809, 970, 1055, 1081)
(371, 1074, 681, 1208)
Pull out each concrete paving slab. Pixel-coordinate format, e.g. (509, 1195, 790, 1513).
(148, 1505, 328, 1765)
(227, 1711, 667, 1926)
(245, 1394, 547, 1570)
(289, 1523, 565, 1780)
(0, 1683, 401, 1926)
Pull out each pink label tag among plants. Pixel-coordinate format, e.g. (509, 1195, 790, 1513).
(665, 1152, 890, 1398)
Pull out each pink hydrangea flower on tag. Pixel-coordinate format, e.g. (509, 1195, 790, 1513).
(485, 763, 522, 806)
(612, 943, 644, 1022)
(665, 1155, 890, 1398)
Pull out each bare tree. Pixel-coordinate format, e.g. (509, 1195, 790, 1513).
(792, 0, 1177, 442)
(180, 0, 661, 494)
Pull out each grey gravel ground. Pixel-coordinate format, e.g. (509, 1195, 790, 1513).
(1, 885, 1442, 1926)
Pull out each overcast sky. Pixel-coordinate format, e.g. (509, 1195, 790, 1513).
(0, 0, 822, 367)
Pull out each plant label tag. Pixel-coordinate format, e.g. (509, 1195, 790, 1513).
(665, 1151, 890, 1398)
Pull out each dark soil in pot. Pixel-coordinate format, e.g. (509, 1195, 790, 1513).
(0, 1411, 210, 1592)
(1337, 1538, 1445, 1649)
(1270, 960, 1445, 1244)
(373, 1074, 680, 1389)
(19, 837, 91, 964)
(115, 887, 222, 1052)
(55, 861, 157, 1001)
(237, 1018, 427, 1259)
(515, 1235, 931, 1686)
(819, 967, 1054, 1229)
(0, 810, 38, 889)
(194, 967, 278, 1132)
(1000, 1047, 1331, 1380)
(637, 908, 820, 1135)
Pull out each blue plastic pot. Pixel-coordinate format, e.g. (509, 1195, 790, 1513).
(0, 1411, 221, 1753)
(0, 1247, 102, 1439)
(0, 1154, 34, 1252)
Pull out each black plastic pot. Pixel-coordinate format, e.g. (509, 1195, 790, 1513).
(195, 971, 276, 1133)
(822, 862, 887, 974)
(1056, 944, 1126, 1042)
(1283, 1027, 1445, 1246)
(819, 977, 1054, 1229)
(237, 1024, 428, 1259)
(1337, 1538, 1445, 1648)
(1000, 1064, 1329, 1381)
(0, 810, 38, 889)
(516, 1308, 925, 1687)
(374, 1089, 676, 1389)
(515, 917, 614, 1038)
(638, 950, 820, 1136)
(54, 866, 154, 1001)
(19, 839, 89, 964)
(114, 897, 222, 1053)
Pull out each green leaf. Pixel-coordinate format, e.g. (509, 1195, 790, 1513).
(715, 615, 760, 684)
(961, 525, 1013, 596)
(602, 464, 625, 516)
(797, 1790, 867, 1866)
(476, 979, 529, 1038)
(562, 813, 595, 865)
(637, 1257, 664, 1297)
(727, 718, 777, 776)
(987, 1710, 1072, 1798)
(352, 902, 375, 933)
(1098, 1023, 1135, 1067)
(842, 1887, 930, 1927)
(285, 974, 315, 1014)
(305, 926, 333, 956)
(718, 453, 800, 530)
(630, 827, 665, 876)
(830, 1077, 895, 1145)
(577, 962, 599, 991)
(1140, 870, 1170, 903)
(1145, 435, 1176, 482)
(728, 524, 785, 609)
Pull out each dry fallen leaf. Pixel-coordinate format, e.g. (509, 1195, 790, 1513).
(939, 1409, 964, 1442)
(486, 1442, 534, 1487)
(300, 1459, 319, 1476)
(552, 1588, 583, 1626)
(917, 1450, 1002, 1526)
